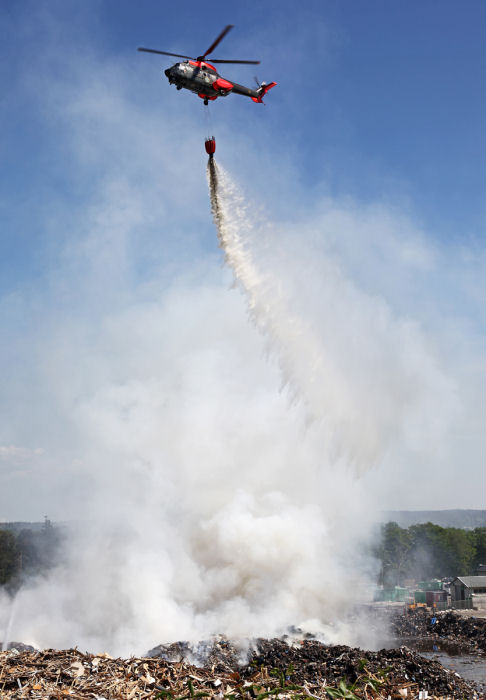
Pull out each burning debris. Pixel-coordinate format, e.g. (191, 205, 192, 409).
(0, 637, 480, 699)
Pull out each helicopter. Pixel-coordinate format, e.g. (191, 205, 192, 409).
(138, 25, 276, 106)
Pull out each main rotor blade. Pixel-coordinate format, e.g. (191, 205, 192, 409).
(210, 59, 261, 64)
(138, 48, 194, 60)
(201, 24, 234, 58)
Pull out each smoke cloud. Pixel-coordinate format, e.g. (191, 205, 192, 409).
(208, 160, 455, 468)
(0, 155, 457, 656)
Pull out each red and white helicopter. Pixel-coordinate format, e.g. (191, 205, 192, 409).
(138, 25, 276, 106)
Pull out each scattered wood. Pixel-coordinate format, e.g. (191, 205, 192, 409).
(0, 636, 481, 700)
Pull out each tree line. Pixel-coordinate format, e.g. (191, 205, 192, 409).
(377, 521, 486, 587)
(0, 520, 61, 589)
(2, 519, 485, 591)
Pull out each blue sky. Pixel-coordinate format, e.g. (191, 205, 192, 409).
(103, 0, 484, 235)
(3, 0, 486, 253)
(1, 0, 486, 520)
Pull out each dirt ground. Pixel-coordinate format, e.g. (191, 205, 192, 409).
(455, 608, 486, 620)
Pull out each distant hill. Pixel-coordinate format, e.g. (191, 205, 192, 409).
(382, 510, 486, 529)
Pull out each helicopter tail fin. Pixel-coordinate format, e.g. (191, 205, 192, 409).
(252, 81, 277, 103)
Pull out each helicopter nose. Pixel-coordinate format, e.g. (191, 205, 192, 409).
(164, 68, 171, 78)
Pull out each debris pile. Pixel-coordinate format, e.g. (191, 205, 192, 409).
(0, 636, 480, 700)
(392, 609, 486, 654)
(244, 639, 479, 698)
(147, 637, 242, 670)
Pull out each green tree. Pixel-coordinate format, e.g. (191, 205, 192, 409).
(472, 528, 486, 571)
(409, 522, 447, 580)
(379, 522, 412, 586)
(0, 530, 20, 585)
(442, 528, 476, 576)
(376, 522, 480, 583)
(16, 529, 41, 572)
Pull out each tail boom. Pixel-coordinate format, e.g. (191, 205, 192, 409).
(231, 81, 277, 103)
(251, 81, 277, 103)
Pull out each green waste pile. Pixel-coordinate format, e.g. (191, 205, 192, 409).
(0, 636, 480, 699)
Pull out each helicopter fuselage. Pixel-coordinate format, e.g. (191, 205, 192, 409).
(164, 60, 260, 103)
(139, 25, 276, 105)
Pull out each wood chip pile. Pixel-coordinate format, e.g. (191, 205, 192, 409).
(0, 638, 481, 700)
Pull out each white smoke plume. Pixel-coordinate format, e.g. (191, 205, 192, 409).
(207, 160, 454, 469)
(0, 156, 457, 657)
